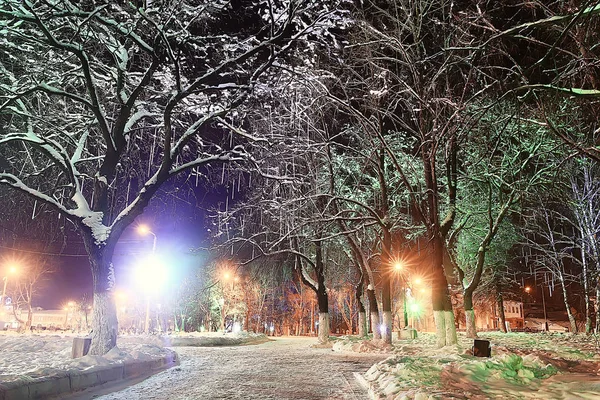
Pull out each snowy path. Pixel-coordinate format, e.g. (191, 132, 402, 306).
(72, 336, 386, 400)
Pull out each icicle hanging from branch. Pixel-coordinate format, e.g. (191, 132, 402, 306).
(148, 128, 156, 177)
(221, 164, 226, 185)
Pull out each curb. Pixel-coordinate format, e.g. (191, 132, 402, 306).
(0, 351, 179, 400)
(353, 372, 380, 400)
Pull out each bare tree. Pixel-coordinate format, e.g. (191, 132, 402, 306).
(0, 1, 345, 354)
(522, 203, 580, 333)
(10, 258, 56, 332)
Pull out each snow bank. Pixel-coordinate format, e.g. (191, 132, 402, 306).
(0, 331, 269, 384)
(161, 331, 270, 347)
(0, 332, 172, 383)
(356, 331, 600, 399)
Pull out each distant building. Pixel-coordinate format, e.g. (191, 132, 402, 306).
(475, 300, 524, 331)
(0, 306, 92, 331)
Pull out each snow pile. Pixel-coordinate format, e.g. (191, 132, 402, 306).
(0, 331, 269, 385)
(0, 332, 175, 383)
(161, 331, 270, 347)
(359, 332, 600, 399)
(332, 336, 394, 353)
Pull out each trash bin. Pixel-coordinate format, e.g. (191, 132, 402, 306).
(72, 337, 92, 358)
(473, 339, 491, 357)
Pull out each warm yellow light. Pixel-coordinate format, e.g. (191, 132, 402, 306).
(137, 224, 151, 235)
(525, 286, 531, 293)
(394, 262, 403, 271)
(136, 255, 168, 293)
(8, 266, 17, 274)
(115, 290, 127, 301)
(420, 288, 426, 294)
(68, 301, 75, 307)
(234, 276, 240, 283)
(414, 278, 422, 285)
(223, 272, 231, 280)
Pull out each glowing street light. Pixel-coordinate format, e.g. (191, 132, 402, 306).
(137, 224, 157, 252)
(524, 285, 548, 331)
(136, 255, 167, 334)
(1, 264, 18, 306)
(393, 260, 409, 328)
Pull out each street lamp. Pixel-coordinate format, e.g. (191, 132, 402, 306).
(1, 264, 18, 306)
(137, 224, 157, 252)
(136, 255, 167, 334)
(525, 285, 548, 331)
(137, 224, 160, 334)
(393, 260, 409, 328)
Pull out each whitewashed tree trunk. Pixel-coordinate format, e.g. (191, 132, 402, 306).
(444, 311, 457, 345)
(318, 312, 330, 343)
(465, 309, 477, 338)
(434, 310, 457, 348)
(434, 311, 446, 347)
(90, 291, 118, 355)
(370, 311, 381, 340)
(381, 310, 392, 343)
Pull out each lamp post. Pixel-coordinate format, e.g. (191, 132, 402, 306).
(137, 224, 158, 334)
(525, 285, 548, 331)
(137, 224, 157, 252)
(136, 258, 167, 334)
(394, 261, 409, 328)
(1, 265, 18, 307)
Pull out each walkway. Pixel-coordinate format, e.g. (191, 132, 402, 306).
(66, 336, 387, 400)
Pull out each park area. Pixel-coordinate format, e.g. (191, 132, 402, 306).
(3, 2, 600, 400)
(2, 331, 600, 399)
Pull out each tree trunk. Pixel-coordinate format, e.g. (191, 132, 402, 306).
(83, 235, 119, 355)
(431, 236, 457, 347)
(357, 284, 367, 337)
(318, 312, 330, 343)
(380, 228, 393, 344)
(496, 290, 507, 333)
(90, 290, 118, 355)
(358, 311, 367, 337)
(580, 238, 592, 333)
(367, 287, 381, 340)
(464, 289, 477, 338)
(316, 272, 329, 343)
(26, 303, 33, 332)
(559, 274, 578, 333)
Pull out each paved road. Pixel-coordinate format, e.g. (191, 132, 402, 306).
(67, 337, 387, 400)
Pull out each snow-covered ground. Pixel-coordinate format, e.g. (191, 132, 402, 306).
(349, 331, 600, 399)
(0, 331, 264, 384)
(2, 330, 600, 399)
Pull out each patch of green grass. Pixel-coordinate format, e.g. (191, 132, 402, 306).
(466, 354, 557, 385)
